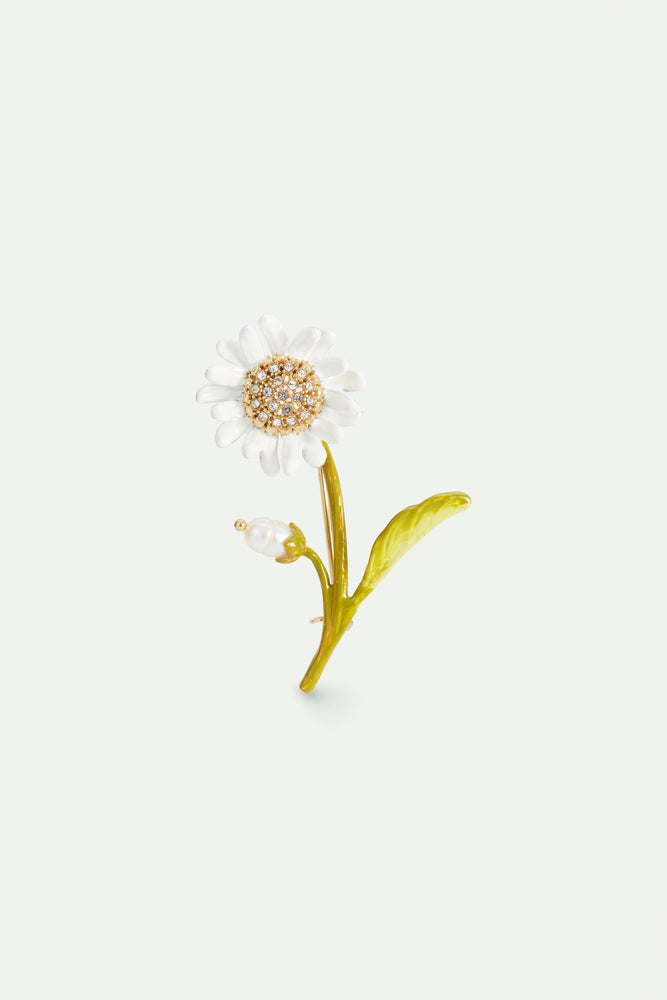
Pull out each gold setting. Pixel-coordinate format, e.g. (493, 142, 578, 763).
(242, 354, 324, 436)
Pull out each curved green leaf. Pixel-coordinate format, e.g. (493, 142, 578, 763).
(353, 492, 471, 600)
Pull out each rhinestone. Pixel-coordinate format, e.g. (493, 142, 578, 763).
(243, 356, 324, 434)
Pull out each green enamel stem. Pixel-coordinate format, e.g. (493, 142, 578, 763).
(321, 442, 348, 602)
(297, 450, 472, 691)
(303, 546, 332, 617)
(300, 593, 364, 693)
(300, 445, 355, 693)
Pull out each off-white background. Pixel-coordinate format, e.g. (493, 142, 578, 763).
(1, 2, 665, 997)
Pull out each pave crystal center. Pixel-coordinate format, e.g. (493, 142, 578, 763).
(242, 355, 325, 435)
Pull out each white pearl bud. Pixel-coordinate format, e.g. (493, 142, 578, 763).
(244, 518, 294, 558)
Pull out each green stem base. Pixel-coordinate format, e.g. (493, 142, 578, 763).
(299, 597, 358, 693)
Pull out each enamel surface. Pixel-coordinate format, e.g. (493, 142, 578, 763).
(197, 315, 365, 475)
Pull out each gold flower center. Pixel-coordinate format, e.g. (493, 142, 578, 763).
(242, 355, 325, 435)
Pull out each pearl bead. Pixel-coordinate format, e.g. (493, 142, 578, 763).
(244, 517, 293, 558)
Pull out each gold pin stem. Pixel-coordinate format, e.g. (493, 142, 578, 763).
(318, 464, 335, 579)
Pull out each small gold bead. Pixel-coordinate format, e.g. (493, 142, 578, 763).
(233, 518, 248, 532)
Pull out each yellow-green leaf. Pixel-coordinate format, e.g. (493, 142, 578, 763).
(354, 492, 471, 600)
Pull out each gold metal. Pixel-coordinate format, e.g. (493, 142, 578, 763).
(242, 354, 324, 435)
(233, 518, 247, 532)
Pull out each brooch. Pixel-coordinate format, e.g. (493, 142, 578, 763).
(197, 315, 471, 692)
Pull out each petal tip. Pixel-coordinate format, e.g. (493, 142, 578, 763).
(258, 312, 282, 327)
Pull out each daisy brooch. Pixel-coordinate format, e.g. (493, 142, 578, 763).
(198, 315, 471, 692)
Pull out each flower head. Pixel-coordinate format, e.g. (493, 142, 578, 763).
(197, 316, 364, 475)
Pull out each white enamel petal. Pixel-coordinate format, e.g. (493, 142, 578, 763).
(309, 417, 344, 445)
(196, 383, 241, 404)
(239, 324, 270, 367)
(259, 434, 280, 476)
(323, 389, 362, 416)
(211, 400, 244, 421)
(301, 431, 327, 468)
(215, 418, 250, 447)
(321, 404, 362, 427)
(308, 327, 336, 362)
(324, 370, 366, 392)
(280, 433, 303, 475)
(242, 426, 268, 458)
(287, 326, 320, 360)
(258, 315, 289, 355)
(216, 338, 247, 368)
(314, 356, 347, 379)
(204, 364, 245, 388)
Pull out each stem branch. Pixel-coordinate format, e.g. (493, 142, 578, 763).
(303, 546, 331, 617)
